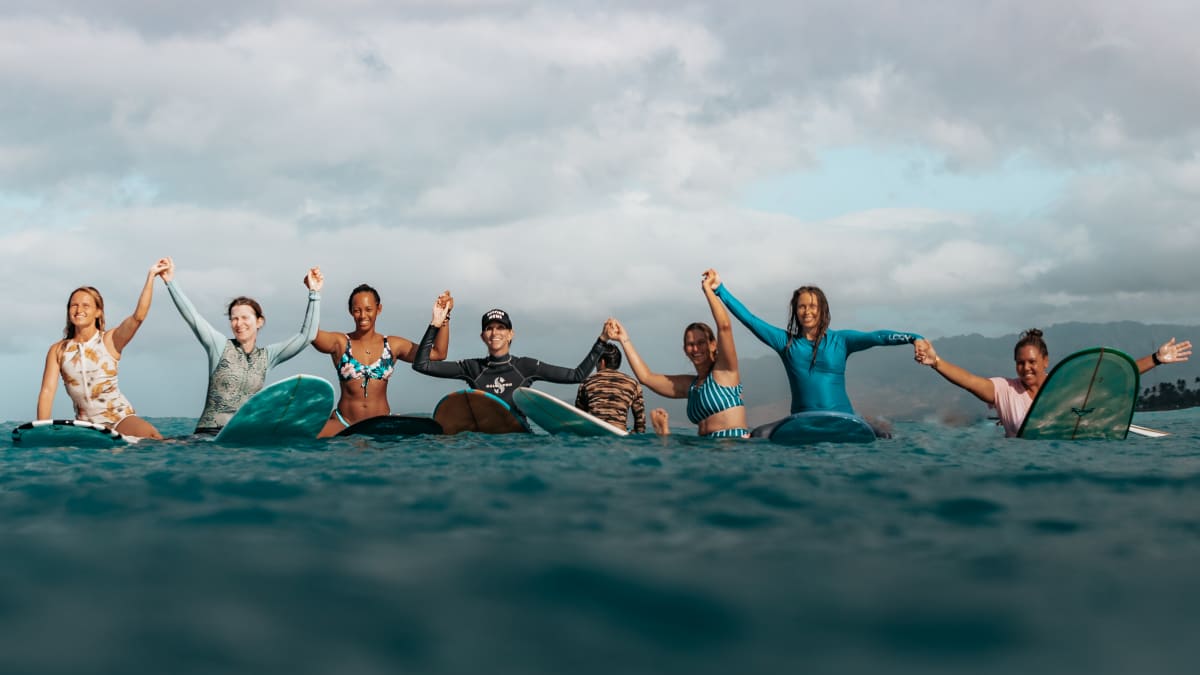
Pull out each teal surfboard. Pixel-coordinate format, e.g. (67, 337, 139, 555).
(11, 419, 132, 448)
(215, 374, 336, 445)
(336, 414, 443, 438)
(513, 387, 628, 437)
(1018, 347, 1139, 440)
(433, 390, 528, 435)
(751, 411, 876, 445)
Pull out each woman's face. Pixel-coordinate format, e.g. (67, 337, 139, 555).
(349, 292, 380, 333)
(795, 292, 821, 332)
(683, 329, 715, 366)
(481, 322, 513, 355)
(67, 290, 100, 331)
(1014, 345, 1049, 388)
(229, 304, 264, 343)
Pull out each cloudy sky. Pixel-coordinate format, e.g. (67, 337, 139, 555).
(3, 1, 1198, 421)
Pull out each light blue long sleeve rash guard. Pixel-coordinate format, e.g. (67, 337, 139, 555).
(714, 284, 921, 415)
(165, 279, 320, 431)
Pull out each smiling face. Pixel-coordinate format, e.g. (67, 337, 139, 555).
(66, 289, 103, 336)
(349, 290, 381, 333)
(795, 291, 821, 334)
(1013, 345, 1049, 389)
(228, 303, 265, 347)
(481, 321, 513, 357)
(682, 327, 716, 369)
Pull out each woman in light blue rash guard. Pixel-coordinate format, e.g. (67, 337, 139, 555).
(712, 272, 922, 417)
(159, 257, 323, 434)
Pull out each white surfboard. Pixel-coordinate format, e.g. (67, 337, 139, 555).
(512, 387, 629, 437)
(11, 419, 133, 448)
(215, 374, 335, 445)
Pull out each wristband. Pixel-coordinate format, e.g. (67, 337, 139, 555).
(1152, 352, 1163, 366)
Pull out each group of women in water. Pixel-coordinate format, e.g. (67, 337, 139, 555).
(37, 257, 1192, 440)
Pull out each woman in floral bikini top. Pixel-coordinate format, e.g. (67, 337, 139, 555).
(310, 282, 454, 437)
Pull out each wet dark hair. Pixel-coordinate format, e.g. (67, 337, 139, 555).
(786, 286, 831, 370)
(227, 297, 264, 320)
(599, 342, 622, 370)
(1013, 328, 1048, 361)
(63, 286, 105, 339)
(348, 283, 381, 311)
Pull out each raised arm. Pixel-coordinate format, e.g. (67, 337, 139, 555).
(267, 266, 323, 367)
(712, 280, 789, 352)
(703, 269, 740, 385)
(110, 259, 170, 354)
(914, 339, 996, 405)
(522, 321, 615, 385)
(394, 291, 453, 363)
(161, 259, 227, 372)
(412, 321, 473, 379)
(1135, 338, 1191, 374)
(842, 329, 924, 355)
(610, 319, 692, 399)
(36, 342, 64, 420)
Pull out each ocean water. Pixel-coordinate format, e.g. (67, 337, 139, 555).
(4, 410, 1200, 675)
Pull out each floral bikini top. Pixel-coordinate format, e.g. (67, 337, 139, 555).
(338, 335, 395, 397)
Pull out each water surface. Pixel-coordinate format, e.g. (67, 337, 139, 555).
(4, 411, 1200, 674)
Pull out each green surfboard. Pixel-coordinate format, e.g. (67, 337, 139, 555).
(11, 419, 132, 448)
(751, 411, 876, 445)
(1018, 347, 1139, 440)
(215, 374, 336, 445)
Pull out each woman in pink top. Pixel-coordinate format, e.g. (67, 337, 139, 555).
(913, 329, 1192, 437)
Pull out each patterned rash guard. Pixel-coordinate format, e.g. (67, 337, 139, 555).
(412, 323, 606, 413)
(715, 284, 921, 415)
(166, 280, 321, 432)
(575, 369, 646, 433)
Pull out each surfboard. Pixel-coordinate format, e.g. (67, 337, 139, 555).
(751, 411, 876, 445)
(1018, 347, 1139, 440)
(432, 390, 528, 435)
(512, 387, 629, 437)
(11, 419, 132, 448)
(215, 374, 336, 445)
(336, 414, 443, 438)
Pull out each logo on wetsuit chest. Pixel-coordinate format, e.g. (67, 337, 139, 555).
(485, 376, 514, 396)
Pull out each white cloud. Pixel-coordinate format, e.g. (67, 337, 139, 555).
(6, 1, 1200, 419)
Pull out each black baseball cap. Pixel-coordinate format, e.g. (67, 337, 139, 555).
(481, 308, 512, 330)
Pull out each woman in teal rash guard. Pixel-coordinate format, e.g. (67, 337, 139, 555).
(158, 257, 323, 434)
(712, 271, 923, 419)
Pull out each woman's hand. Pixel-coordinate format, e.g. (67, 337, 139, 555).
(701, 268, 722, 293)
(607, 318, 629, 343)
(304, 266, 324, 292)
(431, 292, 452, 327)
(156, 257, 175, 282)
(150, 258, 171, 280)
(650, 408, 670, 436)
(1156, 338, 1192, 364)
(913, 338, 939, 367)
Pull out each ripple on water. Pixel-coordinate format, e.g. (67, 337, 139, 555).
(929, 497, 1006, 527)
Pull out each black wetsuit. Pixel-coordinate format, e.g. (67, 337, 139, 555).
(412, 324, 606, 410)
